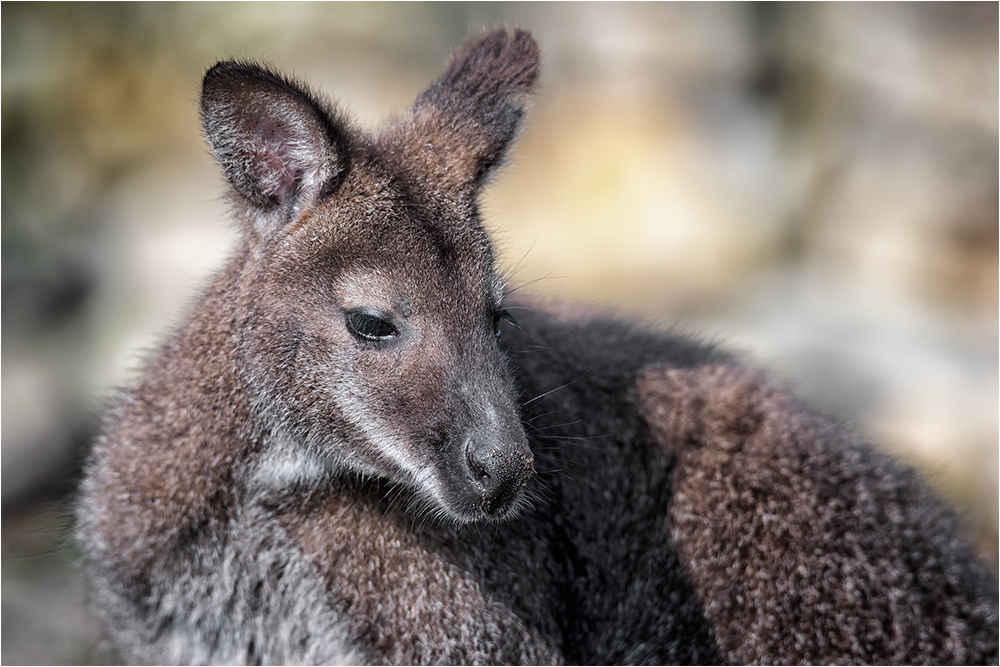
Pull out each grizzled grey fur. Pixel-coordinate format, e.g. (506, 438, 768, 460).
(76, 28, 998, 664)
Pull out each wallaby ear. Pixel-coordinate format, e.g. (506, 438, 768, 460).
(201, 61, 347, 244)
(396, 28, 540, 189)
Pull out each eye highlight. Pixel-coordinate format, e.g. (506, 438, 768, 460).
(492, 308, 519, 338)
(345, 309, 400, 342)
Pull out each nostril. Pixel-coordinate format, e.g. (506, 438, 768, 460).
(464, 438, 534, 517)
(467, 448, 489, 480)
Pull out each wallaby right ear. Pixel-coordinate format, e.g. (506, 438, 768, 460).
(391, 28, 540, 190)
(201, 61, 347, 244)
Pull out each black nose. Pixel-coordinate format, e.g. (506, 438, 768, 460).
(466, 439, 534, 516)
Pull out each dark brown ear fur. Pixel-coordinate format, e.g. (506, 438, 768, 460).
(384, 28, 539, 190)
(201, 61, 349, 244)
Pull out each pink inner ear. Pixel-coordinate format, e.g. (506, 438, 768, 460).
(264, 148, 298, 200)
(255, 119, 300, 203)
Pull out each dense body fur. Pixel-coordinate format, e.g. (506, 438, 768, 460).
(76, 29, 998, 664)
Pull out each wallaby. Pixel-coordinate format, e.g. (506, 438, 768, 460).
(77, 28, 998, 665)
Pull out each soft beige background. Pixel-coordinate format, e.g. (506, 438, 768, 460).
(3, 3, 996, 663)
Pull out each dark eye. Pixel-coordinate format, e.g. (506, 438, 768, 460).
(345, 310, 399, 342)
(492, 308, 518, 338)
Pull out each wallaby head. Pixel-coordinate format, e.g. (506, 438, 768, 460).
(199, 28, 539, 523)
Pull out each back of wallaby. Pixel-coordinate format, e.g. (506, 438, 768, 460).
(77, 28, 998, 665)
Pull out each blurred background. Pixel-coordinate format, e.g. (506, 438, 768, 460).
(2, 3, 996, 663)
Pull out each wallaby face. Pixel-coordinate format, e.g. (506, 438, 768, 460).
(200, 31, 539, 523)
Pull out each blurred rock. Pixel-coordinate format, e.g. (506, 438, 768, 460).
(2, 504, 117, 665)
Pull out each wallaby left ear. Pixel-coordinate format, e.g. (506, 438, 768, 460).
(201, 61, 348, 245)
(390, 28, 540, 189)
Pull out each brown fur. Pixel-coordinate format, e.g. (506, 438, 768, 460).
(637, 363, 999, 664)
(275, 486, 562, 665)
(85, 255, 258, 584)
